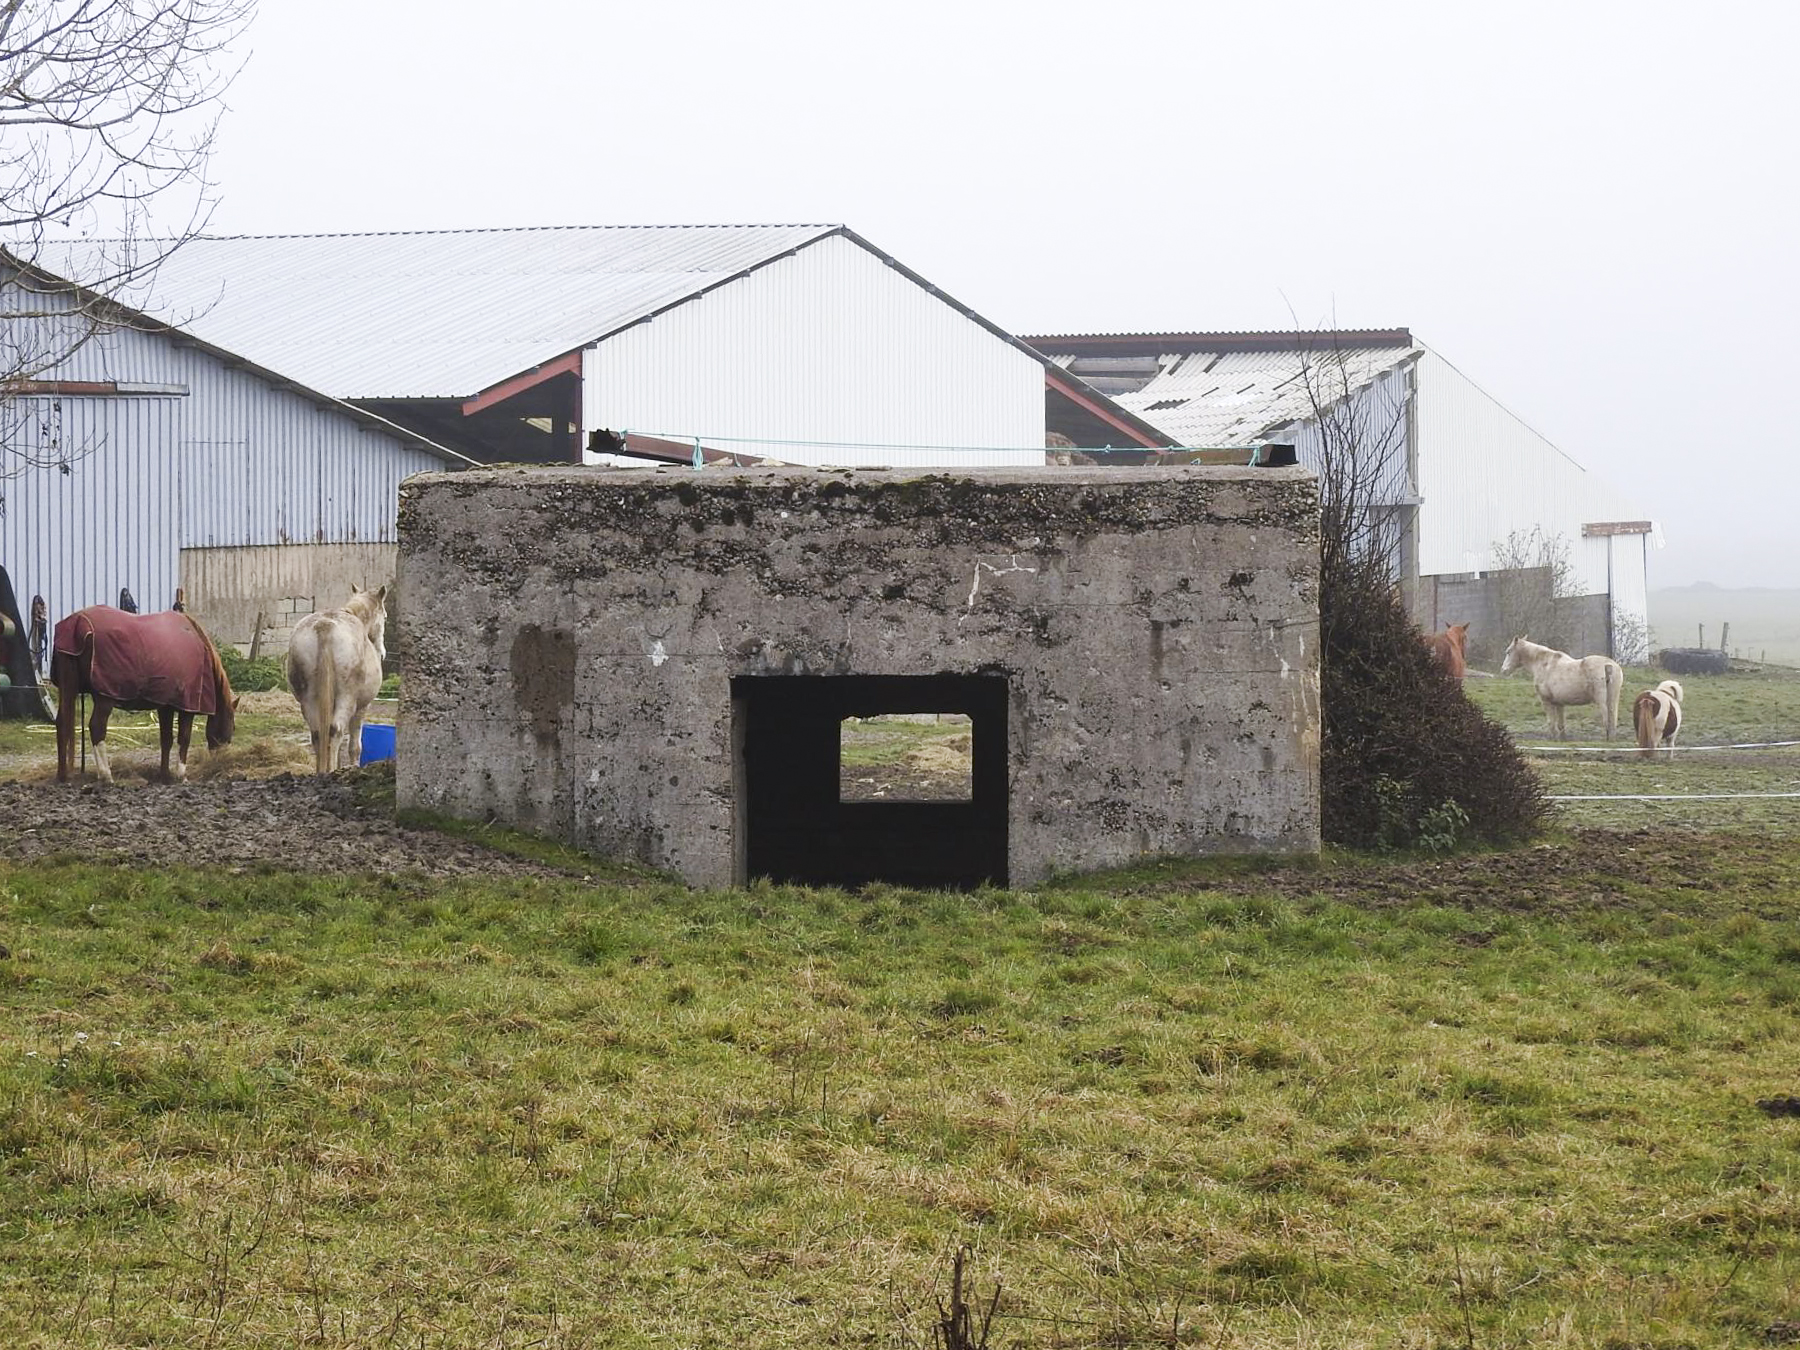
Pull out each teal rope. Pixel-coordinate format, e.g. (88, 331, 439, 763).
(615, 429, 1257, 457)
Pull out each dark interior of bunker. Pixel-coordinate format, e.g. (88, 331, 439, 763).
(732, 673, 1009, 890)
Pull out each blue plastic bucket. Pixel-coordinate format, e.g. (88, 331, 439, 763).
(360, 723, 396, 765)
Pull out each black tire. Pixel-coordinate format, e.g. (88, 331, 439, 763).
(1657, 647, 1731, 676)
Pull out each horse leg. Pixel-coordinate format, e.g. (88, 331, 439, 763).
(158, 708, 175, 782)
(339, 708, 363, 770)
(176, 712, 194, 781)
(89, 699, 115, 784)
(54, 669, 75, 783)
(340, 713, 364, 771)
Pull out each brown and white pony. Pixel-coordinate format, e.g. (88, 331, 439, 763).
(1500, 635, 1625, 740)
(52, 607, 238, 783)
(286, 586, 387, 774)
(1633, 679, 1684, 758)
(1425, 622, 1469, 678)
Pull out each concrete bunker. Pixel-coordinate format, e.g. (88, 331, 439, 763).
(396, 465, 1321, 889)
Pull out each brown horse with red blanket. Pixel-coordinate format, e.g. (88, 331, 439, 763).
(52, 606, 239, 783)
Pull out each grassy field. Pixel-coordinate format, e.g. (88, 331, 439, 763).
(1466, 663, 1800, 836)
(3, 674, 1800, 1346)
(6, 849, 1800, 1347)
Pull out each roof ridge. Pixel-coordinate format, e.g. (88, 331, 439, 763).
(43, 223, 845, 246)
(198, 223, 844, 243)
(1024, 328, 1413, 343)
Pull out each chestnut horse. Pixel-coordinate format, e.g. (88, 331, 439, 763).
(1426, 622, 1469, 678)
(1633, 679, 1685, 758)
(52, 607, 238, 783)
(1500, 635, 1624, 740)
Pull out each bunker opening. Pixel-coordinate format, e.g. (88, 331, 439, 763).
(840, 712, 973, 802)
(733, 674, 1008, 890)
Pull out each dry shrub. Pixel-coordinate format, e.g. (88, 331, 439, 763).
(1323, 571, 1546, 849)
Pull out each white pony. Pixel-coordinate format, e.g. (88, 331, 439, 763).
(286, 586, 387, 774)
(1500, 635, 1624, 740)
(1633, 679, 1685, 758)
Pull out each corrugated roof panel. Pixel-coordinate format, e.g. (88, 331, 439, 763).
(1041, 342, 1417, 446)
(58, 225, 842, 400)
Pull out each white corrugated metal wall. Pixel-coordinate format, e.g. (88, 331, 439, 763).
(1263, 362, 1420, 582)
(581, 234, 1045, 466)
(1267, 360, 1417, 504)
(1414, 346, 1651, 643)
(1, 290, 445, 638)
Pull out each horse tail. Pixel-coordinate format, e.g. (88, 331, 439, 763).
(1634, 691, 1657, 757)
(313, 636, 338, 776)
(183, 613, 236, 750)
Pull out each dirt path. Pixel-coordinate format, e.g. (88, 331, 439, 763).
(0, 767, 563, 879)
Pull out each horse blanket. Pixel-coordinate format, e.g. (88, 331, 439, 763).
(52, 607, 220, 714)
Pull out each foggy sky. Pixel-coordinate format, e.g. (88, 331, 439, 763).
(206, 0, 1799, 588)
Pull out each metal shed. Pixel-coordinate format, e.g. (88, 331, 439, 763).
(1, 255, 470, 659)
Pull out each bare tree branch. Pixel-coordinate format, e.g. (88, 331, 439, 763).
(1281, 330, 1415, 598)
(1, 0, 255, 490)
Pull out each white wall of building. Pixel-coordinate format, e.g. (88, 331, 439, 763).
(581, 234, 1046, 467)
(1414, 346, 1651, 640)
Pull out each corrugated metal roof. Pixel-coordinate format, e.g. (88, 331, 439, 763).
(3, 250, 471, 467)
(1044, 341, 1418, 446)
(61, 225, 843, 400)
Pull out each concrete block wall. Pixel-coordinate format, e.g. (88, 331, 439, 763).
(396, 465, 1321, 889)
(180, 542, 398, 655)
(1420, 571, 1612, 666)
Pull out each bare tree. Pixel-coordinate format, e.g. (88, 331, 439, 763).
(1284, 333, 1416, 603)
(2, 0, 256, 486)
(1488, 526, 1578, 654)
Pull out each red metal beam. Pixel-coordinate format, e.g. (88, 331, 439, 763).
(1043, 368, 1167, 449)
(613, 432, 777, 468)
(461, 349, 583, 416)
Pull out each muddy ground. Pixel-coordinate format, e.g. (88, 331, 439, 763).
(0, 762, 1789, 914)
(1, 693, 1789, 896)
(0, 767, 564, 879)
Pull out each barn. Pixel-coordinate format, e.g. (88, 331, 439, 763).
(99, 225, 1169, 469)
(1029, 331, 1657, 661)
(0, 253, 470, 664)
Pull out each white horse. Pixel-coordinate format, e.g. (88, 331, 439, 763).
(1633, 679, 1684, 758)
(286, 586, 387, 774)
(1500, 635, 1624, 740)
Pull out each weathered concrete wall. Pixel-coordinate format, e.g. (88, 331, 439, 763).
(181, 543, 397, 654)
(396, 465, 1321, 888)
